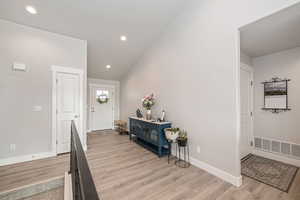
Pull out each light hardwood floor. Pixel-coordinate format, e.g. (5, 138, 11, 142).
(21, 187, 64, 200)
(1, 130, 299, 200)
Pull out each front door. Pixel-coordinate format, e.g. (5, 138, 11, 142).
(91, 86, 114, 131)
(240, 64, 253, 159)
(56, 72, 81, 154)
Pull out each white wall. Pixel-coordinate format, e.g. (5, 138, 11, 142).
(87, 78, 120, 131)
(120, 0, 300, 183)
(253, 47, 300, 144)
(0, 20, 87, 162)
(241, 51, 252, 66)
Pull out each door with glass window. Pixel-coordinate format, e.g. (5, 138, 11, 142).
(91, 86, 114, 131)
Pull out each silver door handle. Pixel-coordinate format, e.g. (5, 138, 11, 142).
(74, 115, 79, 118)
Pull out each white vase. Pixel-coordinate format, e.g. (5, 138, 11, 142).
(146, 109, 152, 120)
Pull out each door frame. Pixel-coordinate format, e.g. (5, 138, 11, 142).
(89, 83, 115, 131)
(240, 63, 254, 158)
(51, 65, 84, 155)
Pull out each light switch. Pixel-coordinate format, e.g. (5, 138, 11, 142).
(33, 106, 42, 112)
(10, 144, 16, 152)
(13, 62, 26, 71)
(197, 146, 201, 154)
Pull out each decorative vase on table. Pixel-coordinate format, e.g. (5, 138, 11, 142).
(142, 93, 155, 120)
(146, 109, 152, 120)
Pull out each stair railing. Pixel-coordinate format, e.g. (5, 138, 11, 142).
(70, 121, 100, 200)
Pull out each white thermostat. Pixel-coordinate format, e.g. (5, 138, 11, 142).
(13, 62, 26, 71)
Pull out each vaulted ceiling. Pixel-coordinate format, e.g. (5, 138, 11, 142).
(0, 0, 187, 80)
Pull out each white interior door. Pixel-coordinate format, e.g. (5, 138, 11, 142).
(91, 86, 114, 131)
(56, 72, 81, 154)
(240, 64, 253, 159)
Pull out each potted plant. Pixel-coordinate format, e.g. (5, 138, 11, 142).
(164, 128, 180, 142)
(177, 130, 188, 147)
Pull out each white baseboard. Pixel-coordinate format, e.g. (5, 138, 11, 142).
(253, 149, 300, 167)
(0, 152, 56, 167)
(190, 157, 242, 187)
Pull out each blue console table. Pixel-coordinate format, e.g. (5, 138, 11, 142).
(129, 117, 171, 157)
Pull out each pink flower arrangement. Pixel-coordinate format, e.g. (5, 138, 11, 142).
(142, 94, 155, 110)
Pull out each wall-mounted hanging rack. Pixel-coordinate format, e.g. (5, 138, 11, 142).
(261, 77, 291, 114)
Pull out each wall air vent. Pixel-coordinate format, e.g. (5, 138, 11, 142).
(262, 139, 271, 151)
(292, 144, 300, 158)
(254, 137, 262, 149)
(254, 137, 300, 160)
(281, 143, 291, 155)
(271, 141, 280, 153)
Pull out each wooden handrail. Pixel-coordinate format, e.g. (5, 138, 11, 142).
(70, 121, 100, 200)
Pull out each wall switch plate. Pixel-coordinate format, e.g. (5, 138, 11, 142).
(197, 146, 201, 154)
(13, 62, 26, 71)
(33, 106, 42, 112)
(10, 144, 16, 152)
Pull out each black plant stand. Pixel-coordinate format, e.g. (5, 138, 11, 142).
(167, 140, 177, 164)
(175, 142, 190, 168)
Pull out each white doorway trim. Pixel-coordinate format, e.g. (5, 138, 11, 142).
(240, 63, 254, 158)
(51, 65, 84, 155)
(235, 30, 242, 187)
(89, 83, 116, 131)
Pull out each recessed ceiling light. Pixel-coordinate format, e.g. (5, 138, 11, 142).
(26, 6, 37, 15)
(106, 65, 111, 69)
(120, 36, 127, 41)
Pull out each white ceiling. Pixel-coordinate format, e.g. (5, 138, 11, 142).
(240, 3, 300, 58)
(0, 0, 187, 80)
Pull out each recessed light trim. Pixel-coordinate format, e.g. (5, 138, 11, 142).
(106, 65, 111, 69)
(120, 36, 127, 41)
(26, 6, 37, 15)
